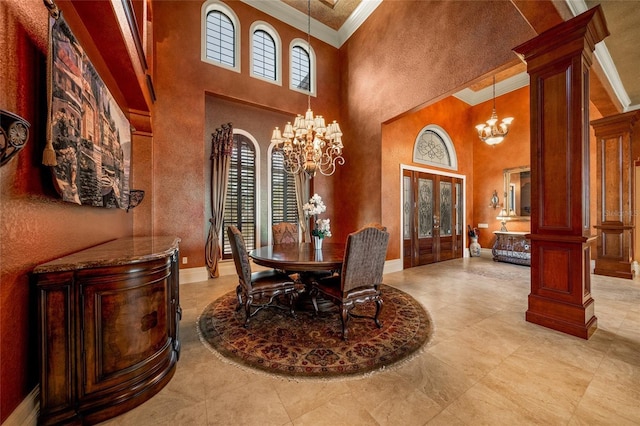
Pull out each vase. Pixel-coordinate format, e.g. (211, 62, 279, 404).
(313, 236, 323, 250)
(469, 237, 481, 257)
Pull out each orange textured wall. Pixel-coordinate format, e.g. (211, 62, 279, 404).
(334, 0, 537, 246)
(470, 87, 531, 248)
(381, 96, 474, 259)
(152, 1, 341, 265)
(0, 0, 132, 420)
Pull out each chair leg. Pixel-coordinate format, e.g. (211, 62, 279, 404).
(310, 288, 319, 316)
(374, 298, 383, 328)
(235, 286, 243, 312)
(243, 295, 253, 327)
(341, 305, 349, 340)
(288, 292, 297, 318)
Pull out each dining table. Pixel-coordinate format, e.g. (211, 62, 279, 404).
(249, 242, 345, 311)
(249, 242, 345, 273)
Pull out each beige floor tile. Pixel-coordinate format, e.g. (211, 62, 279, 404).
(98, 257, 640, 426)
(290, 393, 378, 426)
(393, 352, 476, 406)
(204, 378, 291, 425)
(272, 378, 352, 420)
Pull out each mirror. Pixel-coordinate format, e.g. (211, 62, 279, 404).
(503, 166, 531, 220)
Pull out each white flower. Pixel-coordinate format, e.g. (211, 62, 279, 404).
(303, 193, 327, 217)
(303, 194, 332, 239)
(313, 218, 331, 238)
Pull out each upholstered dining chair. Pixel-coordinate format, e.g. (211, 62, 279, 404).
(272, 222, 299, 244)
(227, 225, 299, 327)
(359, 222, 387, 232)
(310, 226, 390, 340)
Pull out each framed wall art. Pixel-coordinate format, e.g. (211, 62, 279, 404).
(46, 12, 131, 209)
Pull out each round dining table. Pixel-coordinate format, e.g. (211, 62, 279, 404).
(249, 242, 345, 272)
(250, 242, 345, 312)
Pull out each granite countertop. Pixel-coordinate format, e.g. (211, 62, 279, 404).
(33, 236, 181, 274)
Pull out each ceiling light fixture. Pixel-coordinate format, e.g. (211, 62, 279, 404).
(475, 76, 513, 146)
(270, 0, 344, 177)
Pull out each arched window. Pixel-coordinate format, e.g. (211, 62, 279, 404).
(222, 132, 258, 257)
(413, 125, 458, 170)
(290, 39, 315, 95)
(250, 22, 281, 85)
(270, 146, 298, 233)
(201, 1, 240, 73)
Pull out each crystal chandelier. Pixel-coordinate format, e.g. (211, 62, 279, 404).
(270, 0, 344, 177)
(475, 76, 513, 146)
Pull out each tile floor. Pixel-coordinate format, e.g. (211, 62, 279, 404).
(102, 256, 640, 425)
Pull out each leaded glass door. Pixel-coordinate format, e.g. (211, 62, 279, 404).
(403, 169, 463, 268)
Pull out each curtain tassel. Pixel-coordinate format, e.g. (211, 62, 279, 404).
(42, 141, 57, 166)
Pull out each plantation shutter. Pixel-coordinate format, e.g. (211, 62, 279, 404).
(222, 134, 256, 257)
(271, 151, 298, 225)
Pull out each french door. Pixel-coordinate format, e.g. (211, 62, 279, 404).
(403, 169, 464, 268)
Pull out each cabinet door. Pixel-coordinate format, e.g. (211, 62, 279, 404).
(36, 272, 76, 424)
(78, 257, 174, 399)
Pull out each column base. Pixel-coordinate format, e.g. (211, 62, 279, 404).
(526, 294, 597, 339)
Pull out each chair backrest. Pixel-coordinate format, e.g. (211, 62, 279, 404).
(227, 225, 252, 291)
(340, 226, 390, 293)
(272, 222, 299, 244)
(359, 222, 387, 232)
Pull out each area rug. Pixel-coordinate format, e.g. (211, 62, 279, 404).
(196, 284, 433, 379)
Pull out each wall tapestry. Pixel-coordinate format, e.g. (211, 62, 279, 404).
(46, 14, 131, 209)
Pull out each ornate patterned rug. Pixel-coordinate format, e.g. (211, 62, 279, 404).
(197, 284, 433, 379)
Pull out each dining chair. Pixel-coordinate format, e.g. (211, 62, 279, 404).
(227, 225, 299, 327)
(310, 226, 390, 340)
(359, 222, 387, 232)
(272, 222, 299, 244)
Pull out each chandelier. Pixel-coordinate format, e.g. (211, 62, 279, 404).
(270, 0, 344, 177)
(475, 76, 513, 146)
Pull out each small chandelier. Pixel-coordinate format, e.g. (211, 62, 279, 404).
(270, 0, 344, 177)
(475, 76, 513, 146)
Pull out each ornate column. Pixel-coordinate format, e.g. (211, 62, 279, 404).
(514, 6, 609, 339)
(592, 111, 639, 279)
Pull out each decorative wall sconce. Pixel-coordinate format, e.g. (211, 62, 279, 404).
(489, 190, 500, 209)
(126, 190, 145, 212)
(1, 110, 31, 167)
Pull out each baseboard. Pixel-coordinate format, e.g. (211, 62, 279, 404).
(383, 258, 403, 274)
(2, 386, 38, 426)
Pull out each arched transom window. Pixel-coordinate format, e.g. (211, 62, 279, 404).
(413, 125, 458, 170)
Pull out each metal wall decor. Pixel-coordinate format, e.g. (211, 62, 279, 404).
(126, 189, 145, 212)
(0, 110, 30, 167)
(489, 190, 500, 209)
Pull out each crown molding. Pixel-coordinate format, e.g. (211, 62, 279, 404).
(453, 72, 530, 106)
(239, 0, 340, 47)
(565, 0, 635, 111)
(337, 0, 383, 46)
(239, 0, 380, 48)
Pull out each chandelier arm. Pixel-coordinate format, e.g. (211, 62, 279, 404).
(270, 0, 345, 178)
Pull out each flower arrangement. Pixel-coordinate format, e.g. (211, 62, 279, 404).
(303, 193, 332, 239)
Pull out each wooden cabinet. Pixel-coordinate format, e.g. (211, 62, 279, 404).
(592, 111, 639, 279)
(492, 231, 531, 266)
(32, 236, 181, 425)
